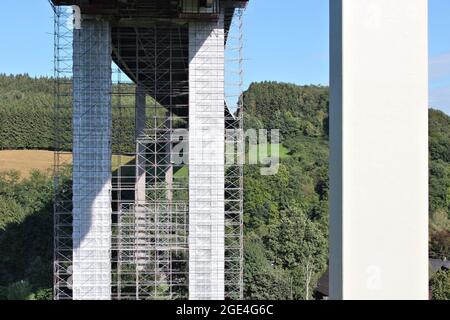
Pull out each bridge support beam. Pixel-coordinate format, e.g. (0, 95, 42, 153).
(72, 16, 112, 300)
(188, 13, 226, 300)
(329, 0, 429, 300)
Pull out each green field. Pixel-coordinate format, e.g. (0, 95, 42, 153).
(247, 143, 290, 162)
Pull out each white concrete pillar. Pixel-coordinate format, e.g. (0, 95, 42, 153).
(133, 84, 148, 292)
(72, 16, 112, 300)
(165, 111, 174, 202)
(135, 84, 147, 204)
(188, 13, 225, 300)
(329, 0, 429, 300)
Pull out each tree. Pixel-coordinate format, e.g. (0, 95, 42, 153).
(0, 170, 53, 297)
(244, 239, 292, 300)
(266, 208, 327, 299)
(430, 270, 450, 300)
(1, 77, 449, 300)
(5, 281, 34, 300)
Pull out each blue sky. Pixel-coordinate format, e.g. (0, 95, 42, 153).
(0, 0, 449, 114)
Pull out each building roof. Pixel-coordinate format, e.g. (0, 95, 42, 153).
(430, 259, 450, 272)
(315, 269, 329, 297)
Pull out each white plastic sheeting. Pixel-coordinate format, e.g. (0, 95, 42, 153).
(72, 17, 112, 300)
(188, 12, 226, 300)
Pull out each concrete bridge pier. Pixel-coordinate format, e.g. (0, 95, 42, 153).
(329, 0, 429, 300)
(188, 12, 226, 300)
(72, 16, 112, 300)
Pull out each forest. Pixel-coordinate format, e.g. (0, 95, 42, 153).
(0, 74, 448, 300)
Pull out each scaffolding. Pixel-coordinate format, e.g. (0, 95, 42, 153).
(53, 6, 74, 300)
(52, 1, 245, 300)
(224, 7, 245, 300)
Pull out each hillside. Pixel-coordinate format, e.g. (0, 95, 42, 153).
(242, 82, 330, 299)
(243, 82, 449, 299)
(0, 75, 448, 299)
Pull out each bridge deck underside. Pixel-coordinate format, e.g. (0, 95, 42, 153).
(112, 25, 190, 117)
(111, 23, 236, 121)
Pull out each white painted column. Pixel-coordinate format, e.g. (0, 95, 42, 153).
(134, 84, 148, 289)
(188, 13, 225, 300)
(165, 111, 174, 203)
(329, 0, 429, 300)
(72, 17, 112, 300)
(135, 84, 147, 204)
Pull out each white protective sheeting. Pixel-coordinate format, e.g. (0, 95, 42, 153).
(188, 12, 226, 300)
(72, 17, 112, 300)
